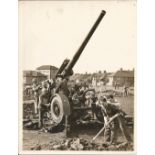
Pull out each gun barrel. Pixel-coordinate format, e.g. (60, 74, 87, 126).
(64, 10, 106, 76)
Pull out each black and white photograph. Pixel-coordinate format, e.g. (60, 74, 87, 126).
(19, 0, 136, 154)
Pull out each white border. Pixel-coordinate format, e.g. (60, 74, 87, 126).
(3, 0, 155, 155)
(18, 0, 136, 154)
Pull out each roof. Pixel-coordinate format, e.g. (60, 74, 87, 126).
(107, 72, 115, 77)
(114, 70, 134, 78)
(23, 70, 47, 77)
(36, 65, 58, 71)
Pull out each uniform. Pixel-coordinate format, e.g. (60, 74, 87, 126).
(38, 81, 50, 128)
(100, 98, 132, 144)
(124, 86, 128, 96)
(32, 79, 41, 114)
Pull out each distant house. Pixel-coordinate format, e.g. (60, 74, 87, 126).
(36, 65, 58, 79)
(23, 70, 47, 85)
(113, 69, 134, 87)
(106, 73, 115, 86)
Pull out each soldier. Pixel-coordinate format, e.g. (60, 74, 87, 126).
(38, 81, 50, 128)
(72, 84, 83, 106)
(124, 85, 129, 97)
(32, 78, 41, 114)
(47, 79, 56, 96)
(99, 96, 132, 144)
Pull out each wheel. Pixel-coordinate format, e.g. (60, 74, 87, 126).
(50, 94, 64, 124)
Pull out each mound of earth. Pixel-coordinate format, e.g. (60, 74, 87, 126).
(31, 138, 133, 151)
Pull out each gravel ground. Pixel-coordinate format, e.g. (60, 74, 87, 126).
(23, 96, 134, 151)
(23, 127, 133, 151)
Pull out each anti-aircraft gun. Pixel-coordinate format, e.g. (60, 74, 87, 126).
(49, 10, 106, 127)
(23, 10, 106, 131)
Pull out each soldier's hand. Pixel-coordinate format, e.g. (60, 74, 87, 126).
(120, 111, 126, 117)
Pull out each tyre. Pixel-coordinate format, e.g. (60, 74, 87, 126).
(50, 94, 64, 124)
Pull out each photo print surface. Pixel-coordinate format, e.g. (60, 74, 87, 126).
(19, 0, 136, 154)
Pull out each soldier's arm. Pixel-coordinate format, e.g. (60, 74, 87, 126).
(38, 95, 43, 109)
(32, 85, 41, 92)
(100, 105, 109, 125)
(100, 105, 108, 116)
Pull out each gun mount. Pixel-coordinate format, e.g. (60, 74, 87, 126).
(50, 10, 106, 127)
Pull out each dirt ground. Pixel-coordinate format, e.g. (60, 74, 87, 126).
(23, 95, 134, 151)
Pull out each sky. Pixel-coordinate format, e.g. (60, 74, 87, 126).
(19, 0, 136, 73)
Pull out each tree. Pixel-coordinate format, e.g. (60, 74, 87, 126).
(98, 70, 102, 74)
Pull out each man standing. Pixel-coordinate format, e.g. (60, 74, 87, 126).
(38, 81, 50, 128)
(32, 78, 41, 114)
(124, 85, 129, 97)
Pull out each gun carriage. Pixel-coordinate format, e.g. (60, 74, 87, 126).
(23, 10, 132, 133)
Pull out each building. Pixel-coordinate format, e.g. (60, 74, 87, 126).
(106, 73, 115, 86)
(113, 69, 134, 87)
(23, 70, 47, 85)
(36, 65, 58, 79)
